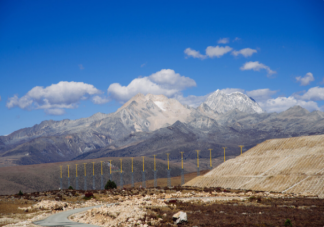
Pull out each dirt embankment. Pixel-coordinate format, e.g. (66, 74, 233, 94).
(186, 135, 324, 198)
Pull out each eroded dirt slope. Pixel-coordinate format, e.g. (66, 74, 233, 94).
(185, 134, 324, 198)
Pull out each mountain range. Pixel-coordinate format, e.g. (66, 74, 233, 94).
(1, 89, 324, 167)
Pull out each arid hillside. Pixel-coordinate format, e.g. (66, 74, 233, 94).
(185, 134, 324, 198)
(0, 157, 194, 195)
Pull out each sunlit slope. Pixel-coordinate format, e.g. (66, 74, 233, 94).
(184, 135, 324, 197)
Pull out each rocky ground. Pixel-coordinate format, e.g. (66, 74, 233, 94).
(0, 189, 103, 226)
(0, 186, 323, 227)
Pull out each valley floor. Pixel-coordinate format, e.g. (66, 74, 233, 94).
(0, 171, 323, 227)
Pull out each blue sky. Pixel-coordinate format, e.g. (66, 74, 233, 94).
(0, 0, 324, 136)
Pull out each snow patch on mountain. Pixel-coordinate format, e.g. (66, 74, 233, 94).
(153, 101, 166, 111)
(203, 89, 264, 114)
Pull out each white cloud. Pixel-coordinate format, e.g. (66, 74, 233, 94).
(296, 86, 324, 101)
(141, 63, 146, 67)
(6, 95, 33, 109)
(220, 88, 244, 94)
(259, 96, 319, 113)
(295, 72, 314, 86)
(232, 48, 257, 57)
(205, 45, 233, 58)
(184, 48, 206, 59)
(246, 89, 278, 102)
(92, 95, 110, 104)
(149, 69, 196, 90)
(217, 38, 229, 44)
(6, 81, 102, 115)
(45, 108, 66, 115)
(233, 37, 241, 42)
(240, 61, 276, 76)
(107, 69, 196, 103)
(173, 94, 209, 108)
(108, 78, 174, 103)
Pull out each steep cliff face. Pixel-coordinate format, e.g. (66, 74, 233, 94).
(1, 92, 324, 166)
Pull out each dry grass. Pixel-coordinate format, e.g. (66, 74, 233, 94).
(0, 200, 34, 215)
(0, 199, 37, 226)
(124, 170, 210, 188)
(0, 156, 196, 195)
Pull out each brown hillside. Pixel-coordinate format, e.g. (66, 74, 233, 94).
(185, 134, 324, 198)
(0, 157, 195, 195)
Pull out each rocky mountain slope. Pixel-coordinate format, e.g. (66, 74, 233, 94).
(0, 156, 187, 195)
(1, 91, 324, 166)
(203, 90, 263, 114)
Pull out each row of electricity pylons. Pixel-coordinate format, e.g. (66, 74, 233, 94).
(59, 146, 245, 190)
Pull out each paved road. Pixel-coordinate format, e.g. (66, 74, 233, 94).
(33, 205, 105, 227)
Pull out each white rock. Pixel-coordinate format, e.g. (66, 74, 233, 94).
(173, 211, 187, 224)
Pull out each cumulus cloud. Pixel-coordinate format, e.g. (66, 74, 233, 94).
(295, 86, 324, 101)
(217, 38, 229, 44)
(6, 81, 102, 115)
(184, 48, 206, 59)
(205, 45, 233, 58)
(173, 94, 209, 108)
(259, 96, 320, 113)
(107, 69, 196, 103)
(295, 72, 314, 86)
(149, 69, 196, 90)
(240, 61, 276, 76)
(232, 48, 257, 57)
(220, 88, 244, 94)
(245, 88, 321, 112)
(246, 89, 278, 102)
(246, 88, 319, 112)
(92, 95, 110, 104)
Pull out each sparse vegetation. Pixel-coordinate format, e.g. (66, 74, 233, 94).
(248, 196, 256, 201)
(0, 186, 323, 226)
(68, 186, 74, 190)
(83, 192, 94, 200)
(285, 218, 292, 226)
(105, 180, 117, 189)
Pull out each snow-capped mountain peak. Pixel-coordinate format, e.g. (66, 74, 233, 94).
(202, 89, 264, 114)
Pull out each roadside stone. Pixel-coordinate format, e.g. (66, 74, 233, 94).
(172, 211, 187, 224)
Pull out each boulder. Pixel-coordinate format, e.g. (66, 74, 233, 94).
(172, 211, 187, 224)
